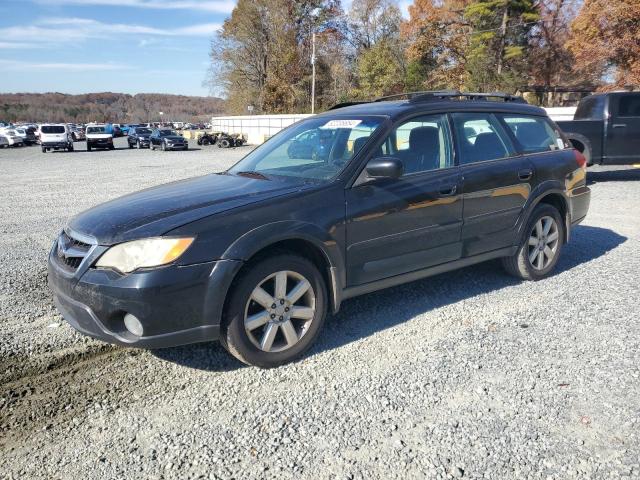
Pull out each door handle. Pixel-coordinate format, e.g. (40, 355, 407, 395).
(612, 124, 627, 128)
(438, 185, 457, 197)
(518, 169, 533, 181)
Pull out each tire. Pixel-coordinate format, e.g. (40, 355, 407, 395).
(41, 146, 46, 153)
(502, 204, 564, 280)
(150, 143, 155, 151)
(128, 141, 133, 149)
(220, 138, 230, 148)
(222, 254, 328, 368)
(87, 144, 92, 152)
(161, 141, 166, 151)
(68, 144, 74, 152)
(137, 140, 141, 149)
(109, 144, 115, 150)
(184, 143, 188, 151)
(201, 137, 210, 146)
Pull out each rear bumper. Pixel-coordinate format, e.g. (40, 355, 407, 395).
(42, 141, 69, 148)
(569, 185, 591, 226)
(48, 244, 242, 349)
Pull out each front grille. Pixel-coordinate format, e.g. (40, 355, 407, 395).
(54, 231, 93, 272)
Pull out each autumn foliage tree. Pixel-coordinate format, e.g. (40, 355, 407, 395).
(566, 0, 640, 88)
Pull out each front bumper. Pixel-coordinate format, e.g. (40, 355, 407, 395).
(165, 143, 188, 150)
(88, 139, 113, 147)
(48, 242, 242, 349)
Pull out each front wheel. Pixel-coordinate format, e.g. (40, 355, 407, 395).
(222, 254, 327, 368)
(502, 204, 564, 280)
(161, 141, 166, 151)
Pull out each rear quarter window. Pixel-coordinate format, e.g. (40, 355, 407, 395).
(501, 115, 566, 153)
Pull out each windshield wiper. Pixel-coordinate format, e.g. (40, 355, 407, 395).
(234, 171, 270, 180)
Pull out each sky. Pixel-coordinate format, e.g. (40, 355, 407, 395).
(0, 0, 411, 97)
(0, 0, 235, 96)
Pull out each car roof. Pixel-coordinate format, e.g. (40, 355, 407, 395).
(320, 98, 547, 120)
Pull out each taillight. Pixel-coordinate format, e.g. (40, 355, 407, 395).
(574, 149, 587, 169)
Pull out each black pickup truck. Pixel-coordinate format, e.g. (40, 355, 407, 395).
(557, 92, 640, 166)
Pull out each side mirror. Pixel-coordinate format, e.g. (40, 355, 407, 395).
(365, 157, 403, 180)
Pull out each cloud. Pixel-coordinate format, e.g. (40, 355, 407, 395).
(0, 59, 132, 71)
(0, 41, 39, 49)
(31, 0, 235, 13)
(0, 18, 222, 45)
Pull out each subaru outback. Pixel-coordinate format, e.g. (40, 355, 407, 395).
(48, 92, 591, 367)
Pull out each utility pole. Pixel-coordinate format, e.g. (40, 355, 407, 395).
(311, 32, 316, 114)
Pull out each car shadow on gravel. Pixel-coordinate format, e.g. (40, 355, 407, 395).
(153, 225, 626, 372)
(588, 167, 640, 184)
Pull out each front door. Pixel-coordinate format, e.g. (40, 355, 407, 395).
(606, 93, 640, 164)
(346, 113, 463, 286)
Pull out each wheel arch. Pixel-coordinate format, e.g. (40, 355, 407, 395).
(517, 187, 571, 244)
(221, 222, 344, 314)
(565, 133, 593, 165)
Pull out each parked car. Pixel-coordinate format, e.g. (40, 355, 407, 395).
(0, 128, 25, 147)
(127, 126, 153, 149)
(47, 91, 590, 367)
(0, 135, 8, 148)
(13, 127, 36, 145)
(40, 124, 73, 152)
(557, 91, 640, 165)
(113, 124, 130, 135)
(149, 129, 188, 151)
(85, 124, 114, 151)
(71, 127, 86, 142)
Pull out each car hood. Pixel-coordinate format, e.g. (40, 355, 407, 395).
(68, 173, 310, 245)
(162, 135, 185, 141)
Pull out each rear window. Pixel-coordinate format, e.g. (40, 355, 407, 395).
(574, 95, 606, 120)
(41, 126, 65, 134)
(501, 115, 566, 153)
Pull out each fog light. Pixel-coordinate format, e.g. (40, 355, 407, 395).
(123, 313, 144, 337)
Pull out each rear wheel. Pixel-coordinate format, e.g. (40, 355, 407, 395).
(161, 141, 167, 151)
(41, 146, 46, 153)
(222, 254, 327, 368)
(502, 204, 564, 280)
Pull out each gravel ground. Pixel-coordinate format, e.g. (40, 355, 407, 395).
(0, 139, 639, 479)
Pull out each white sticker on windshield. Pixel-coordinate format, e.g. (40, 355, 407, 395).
(556, 138, 564, 150)
(321, 119, 362, 129)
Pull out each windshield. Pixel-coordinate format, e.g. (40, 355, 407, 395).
(87, 126, 106, 133)
(229, 116, 384, 181)
(41, 126, 65, 134)
(137, 128, 152, 134)
(159, 130, 177, 137)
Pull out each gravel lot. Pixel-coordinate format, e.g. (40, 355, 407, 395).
(1, 139, 639, 479)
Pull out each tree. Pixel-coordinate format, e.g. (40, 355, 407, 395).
(402, 0, 471, 90)
(528, 0, 576, 89)
(465, 0, 539, 91)
(566, 0, 640, 88)
(352, 40, 405, 98)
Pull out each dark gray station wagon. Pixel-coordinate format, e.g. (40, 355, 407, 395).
(48, 92, 591, 367)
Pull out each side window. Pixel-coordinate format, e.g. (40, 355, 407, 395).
(501, 115, 566, 153)
(618, 95, 640, 117)
(451, 113, 514, 164)
(382, 114, 453, 175)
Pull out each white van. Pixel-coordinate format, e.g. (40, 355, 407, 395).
(40, 124, 74, 153)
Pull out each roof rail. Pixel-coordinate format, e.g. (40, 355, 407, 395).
(409, 91, 527, 104)
(373, 90, 459, 102)
(327, 101, 368, 111)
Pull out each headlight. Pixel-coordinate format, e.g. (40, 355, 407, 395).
(95, 237, 194, 274)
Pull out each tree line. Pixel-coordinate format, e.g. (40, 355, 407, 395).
(207, 0, 640, 114)
(0, 92, 225, 124)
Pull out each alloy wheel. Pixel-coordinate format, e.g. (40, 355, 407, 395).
(244, 270, 316, 353)
(528, 216, 559, 270)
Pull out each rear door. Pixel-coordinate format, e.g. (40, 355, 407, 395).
(452, 113, 534, 257)
(345, 113, 463, 285)
(605, 93, 640, 164)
